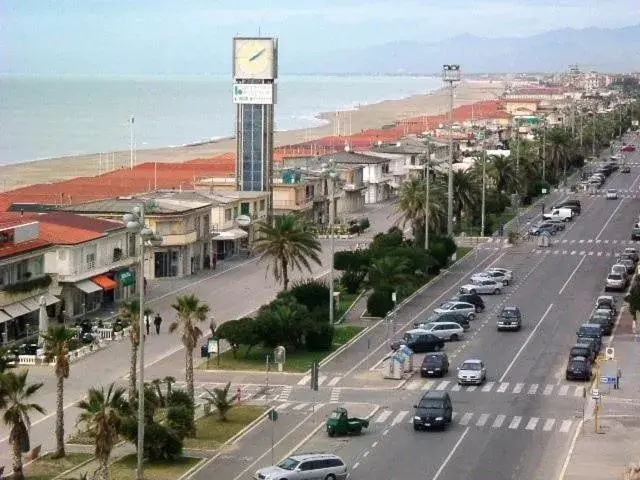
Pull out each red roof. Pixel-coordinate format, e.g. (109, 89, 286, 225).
(0, 238, 51, 260)
(37, 212, 124, 245)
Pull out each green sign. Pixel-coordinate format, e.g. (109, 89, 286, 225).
(118, 269, 135, 287)
(268, 410, 278, 422)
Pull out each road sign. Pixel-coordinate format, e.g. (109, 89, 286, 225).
(591, 388, 600, 399)
(600, 376, 609, 384)
(268, 409, 278, 422)
(605, 347, 615, 360)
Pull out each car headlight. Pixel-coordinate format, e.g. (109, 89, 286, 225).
(436, 416, 444, 421)
(414, 416, 421, 420)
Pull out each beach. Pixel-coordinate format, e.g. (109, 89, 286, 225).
(0, 80, 503, 191)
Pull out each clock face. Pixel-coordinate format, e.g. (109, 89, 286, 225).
(234, 38, 275, 79)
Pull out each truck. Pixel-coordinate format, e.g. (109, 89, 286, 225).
(543, 207, 573, 222)
(326, 407, 370, 436)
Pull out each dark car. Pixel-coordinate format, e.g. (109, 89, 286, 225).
(415, 312, 470, 331)
(616, 257, 635, 274)
(420, 352, 450, 378)
(391, 330, 445, 353)
(569, 343, 595, 362)
(450, 293, 485, 313)
(497, 306, 522, 331)
(413, 391, 453, 430)
(577, 335, 599, 356)
(566, 356, 592, 381)
(577, 324, 603, 353)
(622, 165, 631, 173)
(555, 200, 581, 215)
(590, 310, 614, 335)
(529, 222, 558, 236)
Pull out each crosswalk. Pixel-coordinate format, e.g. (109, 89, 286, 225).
(174, 381, 283, 405)
(297, 374, 343, 387)
(365, 408, 576, 434)
(531, 249, 632, 256)
(402, 379, 586, 398)
(555, 238, 640, 245)
(275, 402, 325, 414)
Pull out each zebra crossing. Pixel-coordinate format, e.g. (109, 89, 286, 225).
(297, 374, 343, 387)
(402, 379, 586, 398)
(367, 408, 576, 434)
(532, 249, 630, 256)
(174, 381, 284, 405)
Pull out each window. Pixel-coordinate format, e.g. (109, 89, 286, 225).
(0, 267, 5, 286)
(233, 206, 238, 219)
(240, 202, 250, 215)
(32, 257, 44, 275)
(16, 260, 29, 279)
(259, 199, 265, 211)
(225, 209, 232, 221)
(86, 253, 96, 269)
(156, 222, 174, 235)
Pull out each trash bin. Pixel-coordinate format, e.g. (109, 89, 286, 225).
(200, 345, 209, 358)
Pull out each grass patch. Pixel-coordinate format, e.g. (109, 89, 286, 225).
(337, 291, 359, 313)
(184, 405, 269, 451)
(108, 455, 199, 480)
(198, 325, 363, 372)
(456, 247, 472, 260)
(25, 452, 92, 480)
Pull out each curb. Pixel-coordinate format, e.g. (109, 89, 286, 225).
(336, 289, 367, 324)
(319, 323, 375, 368)
(178, 457, 209, 480)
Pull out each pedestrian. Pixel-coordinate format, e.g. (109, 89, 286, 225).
(541, 202, 545, 216)
(616, 368, 622, 389)
(209, 319, 217, 339)
(144, 313, 150, 335)
(154, 313, 162, 334)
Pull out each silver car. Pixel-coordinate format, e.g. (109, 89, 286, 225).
(457, 359, 487, 385)
(254, 453, 349, 480)
(488, 268, 513, 283)
(605, 273, 626, 291)
(416, 321, 465, 341)
(471, 271, 509, 286)
(433, 301, 476, 320)
(460, 278, 502, 295)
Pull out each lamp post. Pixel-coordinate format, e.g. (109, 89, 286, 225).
(423, 137, 431, 250)
(122, 205, 161, 480)
(321, 160, 339, 325)
(481, 147, 487, 237)
(442, 64, 461, 236)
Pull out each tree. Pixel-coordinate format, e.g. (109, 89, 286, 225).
(202, 381, 238, 421)
(42, 325, 76, 458)
(287, 279, 330, 311)
(253, 214, 322, 291)
(396, 176, 427, 247)
(76, 384, 127, 480)
(118, 299, 152, 401)
(214, 318, 260, 358)
(366, 256, 412, 293)
(486, 155, 517, 193)
(451, 170, 479, 224)
(547, 127, 572, 183)
(170, 294, 210, 404)
(256, 296, 310, 348)
(0, 371, 45, 480)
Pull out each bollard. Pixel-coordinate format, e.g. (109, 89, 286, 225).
(237, 387, 242, 406)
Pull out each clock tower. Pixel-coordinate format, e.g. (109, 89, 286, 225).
(232, 37, 278, 216)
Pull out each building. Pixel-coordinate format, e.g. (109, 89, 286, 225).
(324, 151, 392, 204)
(59, 194, 213, 279)
(233, 37, 278, 215)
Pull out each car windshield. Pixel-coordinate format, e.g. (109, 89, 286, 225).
(500, 309, 518, 318)
(440, 302, 454, 309)
(569, 359, 586, 369)
(418, 399, 444, 409)
(461, 362, 481, 370)
(608, 274, 622, 280)
(608, 189, 617, 193)
(579, 327, 600, 337)
(420, 323, 436, 330)
(277, 458, 300, 470)
(571, 348, 589, 357)
(425, 355, 442, 364)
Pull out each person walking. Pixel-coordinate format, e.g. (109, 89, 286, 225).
(541, 202, 545, 216)
(144, 313, 150, 335)
(616, 368, 622, 389)
(154, 313, 162, 334)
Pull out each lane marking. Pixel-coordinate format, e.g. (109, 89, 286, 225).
(492, 414, 506, 428)
(558, 419, 584, 479)
(543, 418, 555, 432)
(526, 417, 539, 431)
(528, 384, 539, 395)
(459, 412, 473, 426)
(595, 197, 627, 239)
(422, 380, 435, 390)
(436, 380, 450, 391)
(559, 256, 587, 295)
(374, 410, 392, 423)
(431, 427, 471, 480)
(499, 303, 554, 382)
(509, 416, 522, 429)
(560, 420, 572, 433)
(482, 381, 494, 392)
(497, 382, 509, 393)
(476, 413, 490, 427)
(392, 411, 408, 426)
(513, 383, 524, 394)
(543, 384, 553, 395)
(558, 385, 569, 396)
(327, 376, 341, 386)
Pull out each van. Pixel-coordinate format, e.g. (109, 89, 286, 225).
(413, 391, 453, 430)
(543, 207, 573, 222)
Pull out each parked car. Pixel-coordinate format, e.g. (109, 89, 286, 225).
(457, 359, 487, 385)
(569, 343, 596, 362)
(390, 330, 445, 353)
(623, 247, 639, 262)
(606, 189, 619, 200)
(415, 322, 464, 341)
(566, 356, 592, 381)
(621, 165, 631, 173)
(611, 264, 629, 279)
(415, 312, 470, 330)
(529, 222, 558, 236)
(472, 270, 510, 286)
(543, 207, 573, 222)
(497, 306, 522, 331)
(420, 352, 450, 378)
(413, 391, 453, 430)
(459, 279, 502, 295)
(450, 293, 485, 313)
(254, 454, 349, 480)
(577, 335, 600, 356)
(632, 223, 640, 240)
(605, 272, 627, 291)
(595, 295, 617, 315)
(621, 144, 636, 152)
(433, 301, 477, 319)
(547, 218, 566, 231)
(616, 257, 635, 274)
(556, 200, 581, 215)
(576, 324, 603, 353)
(590, 309, 614, 335)
(487, 268, 514, 283)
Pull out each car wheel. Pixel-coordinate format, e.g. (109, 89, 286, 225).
(503, 280, 509, 286)
(494, 288, 501, 295)
(324, 475, 337, 480)
(475, 305, 482, 313)
(413, 424, 420, 431)
(450, 334, 459, 341)
(469, 289, 476, 295)
(468, 313, 476, 320)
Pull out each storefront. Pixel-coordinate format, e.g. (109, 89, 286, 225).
(213, 228, 248, 260)
(0, 293, 60, 344)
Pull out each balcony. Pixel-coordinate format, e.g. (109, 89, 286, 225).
(161, 230, 199, 247)
(342, 183, 366, 191)
(56, 254, 137, 284)
(273, 199, 313, 211)
(0, 274, 52, 308)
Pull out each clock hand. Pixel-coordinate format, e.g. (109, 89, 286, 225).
(249, 48, 266, 62)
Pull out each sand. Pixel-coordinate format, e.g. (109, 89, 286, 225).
(0, 80, 504, 191)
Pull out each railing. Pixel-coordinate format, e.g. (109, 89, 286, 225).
(272, 199, 313, 210)
(162, 230, 198, 246)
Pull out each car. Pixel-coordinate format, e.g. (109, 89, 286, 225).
(596, 295, 617, 315)
(621, 144, 636, 152)
(620, 252, 639, 265)
(450, 293, 485, 313)
(529, 222, 558, 236)
(459, 279, 502, 295)
(390, 330, 445, 353)
(416, 322, 464, 341)
(420, 352, 450, 378)
(415, 312, 470, 330)
(569, 343, 596, 362)
(577, 335, 600, 356)
(566, 356, 592, 381)
(632, 223, 640, 240)
(616, 257, 635, 274)
(606, 189, 619, 199)
(577, 323, 603, 353)
(497, 306, 522, 331)
(471, 271, 509, 286)
(589, 311, 614, 336)
(433, 301, 476, 319)
(606, 272, 627, 291)
(611, 264, 629, 278)
(475, 269, 511, 286)
(547, 218, 566, 231)
(621, 165, 631, 173)
(254, 453, 349, 480)
(556, 200, 581, 214)
(457, 359, 487, 385)
(413, 391, 453, 430)
(487, 268, 514, 283)
(623, 247, 639, 262)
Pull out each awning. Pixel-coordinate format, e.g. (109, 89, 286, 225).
(20, 297, 41, 312)
(0, 310, 12, 324)
(2, 302, 31, 318)
(92, 275, 117, 291)
(45, 293, 61, 306)
(388, 181, 401, 189)
(76, 279, 103, 294)
(215, 228, 248, 240)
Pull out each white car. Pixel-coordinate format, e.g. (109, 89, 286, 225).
(606, 189, 618, 199)
(471, 271, 509, 286)
(433, 301, 476, 320)
(487, 268, 513, 284)
(457, 359, 487, 385)
(415, 321, 464, 341)
(460, 278, 502, 295)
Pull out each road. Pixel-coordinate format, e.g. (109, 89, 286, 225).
(184, 137, 640, 479)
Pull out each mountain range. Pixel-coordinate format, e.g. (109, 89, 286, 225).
(283, 24, 640, 74)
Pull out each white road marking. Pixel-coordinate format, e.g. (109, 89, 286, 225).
(497, 382, 509, 393)
(327, 376, 342, 386)
(513, 383, 524, 394)
(298, 375, 310, 386)
(509, 416, 522, 429)
(574, 386, 584, 397)
(560, 420, 573, 433)
(431, 427, 471, 480)
(526, 417, 539, 430)
(276, 403, 290, 411)
(292, 403, 308, 410)
(528, 384, 539, 395)
(436, 380, 450, 391)
(452, 384, 462, 392)
(459, 412, 473, 426)
(406, 380, 422, 390)
(482, 382, 494, 392)
(466, 386, 477, 392)
(317, 375, 327, 386)
(374, 410, 392, 423)
(422, 380, 435, 390)
(543, 384, 554, 395)
(476, 413, 490, 427)
(492, 414, 506, 428)
(543, 418, 555, 432)
(558, 385, 569, 396)
(392, 411, 408, 426)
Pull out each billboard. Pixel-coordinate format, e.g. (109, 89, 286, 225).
(233, 84, 274, 105)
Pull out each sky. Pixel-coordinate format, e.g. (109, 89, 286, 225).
(2, 0, 640, 75)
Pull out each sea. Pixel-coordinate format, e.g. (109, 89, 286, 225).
(0, 75, 441, 166)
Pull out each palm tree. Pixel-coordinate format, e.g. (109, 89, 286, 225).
(486, 154, 517, 193)
(253, 214, 322, 291)
(42, 325, 76, 458)
(118, 299, 152, 401)
(76, 384, 127, 480)
(451, 170, 479, 223)
(170, 294, 210, 404)
(547, 127, 572, 183)
(164, 376, 176, 398)
(367, 256, 412, 292)
(0, 371, 45, 480)
(396, 177, 448, 246)
(202, 381, 238, 421)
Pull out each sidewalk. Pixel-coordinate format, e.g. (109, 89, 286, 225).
(563, 306, 640, 480)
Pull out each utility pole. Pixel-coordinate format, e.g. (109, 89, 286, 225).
(442, 64, 461, 236)
(481, 148, 486, 237)
(424, 140, 431, 250)
(542, 123, 547, 181)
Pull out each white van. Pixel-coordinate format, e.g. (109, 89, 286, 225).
(543, 207, 573, 222)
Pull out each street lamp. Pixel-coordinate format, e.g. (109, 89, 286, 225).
(442, 64, 461, 236)
(321, 160, 339, 325)
(122, 205, 161, 480)
(422, 137, 432, 250)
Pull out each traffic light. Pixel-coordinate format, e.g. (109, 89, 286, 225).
(310, 361, 319, 391)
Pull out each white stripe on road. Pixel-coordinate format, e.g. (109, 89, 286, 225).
(317, 375, 327, 386)
(406, 380, 422, 390)
(492, 414, 506, 428)
(276, 403, 290, 411)
(509, 416, 522, 429)
(482, 381, 495, 392)
(543, 384, 553, 395)
(466, 386, 477, 392)
(374, 410, 392, 423)
(459, 413, 473, 426)
(497, 382, 509, 393)
(526, 417, 539, 431)
(292, 403, 308, 411)
(574, 386, 584, 397)
(560, 420, 572, 433)
(327, 376, 341, 386)
(528, 384, 539, 395)
(298, 375, 310, 386)
(543, 419, 555, 431)
(451, 384, 461, 391)
(422, 380, 436, 390)
(476, 413, 490, 427)
(513, 383, 524, 394)
(436, 380, 450, 391)
(392, 411, 409, 426)
(558, 385, 569, 396)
